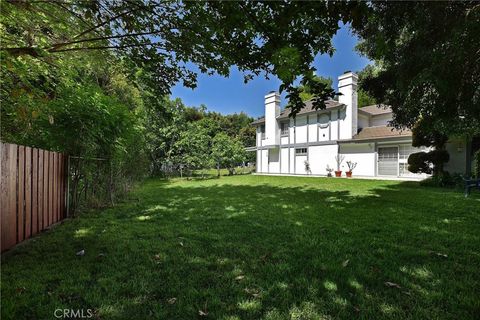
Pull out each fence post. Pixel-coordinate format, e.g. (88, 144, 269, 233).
(66, 155, 70, 217)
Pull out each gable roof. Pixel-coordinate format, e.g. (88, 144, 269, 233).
(358, 104, 392, 116)
(251, 117, 266, 125)
(349, 125, 411, 141)
(251, 99, 344, 125)
(277, 99, 344, 120)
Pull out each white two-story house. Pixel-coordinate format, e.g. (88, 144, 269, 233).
(251, 72, 469, 178)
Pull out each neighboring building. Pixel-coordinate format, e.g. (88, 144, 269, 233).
(251, 72, 469, 178)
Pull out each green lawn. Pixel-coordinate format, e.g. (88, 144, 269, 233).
(2, 175, 479, 319)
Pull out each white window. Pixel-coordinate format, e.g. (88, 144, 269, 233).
(281, 122, 289, 136)
(398, 144, 424, 177)
(295, 148, 307, 156)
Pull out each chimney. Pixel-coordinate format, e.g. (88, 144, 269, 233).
(264, 91, 280, 145)
(338, 72, 358, 139)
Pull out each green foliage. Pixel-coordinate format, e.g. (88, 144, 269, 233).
(1, 2, 150, 213)
(297, 75, 333, 102)
(1, 0, 370, 117)
(286, 73, 336, 116)
(412, 121, 449, 149)
(356, 64, 378, 108)
(354, 2, 480, 136)
(408, 120, 450, 177)
(473, 149, 480, 179)
(420, 172, 464, 189)
(408, 150, 449, 176)
(408, 152, 431, 174)
(172, 122, 213, 172)
(212, 133, 247, 175)
(144, 97, 255, 177)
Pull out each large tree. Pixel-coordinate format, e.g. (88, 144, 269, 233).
(1, 0, 368, 115)
(212, 133, 247, 176)
(353, 1, 480, 136)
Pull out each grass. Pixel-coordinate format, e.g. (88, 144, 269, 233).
(1, 175, 480, 319)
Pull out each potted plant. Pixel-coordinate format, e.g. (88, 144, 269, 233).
(334, 155, 345, 177)
(326, 165, 333, 177)
(346, 161, 357, 177)
(304, 160, 312, 175)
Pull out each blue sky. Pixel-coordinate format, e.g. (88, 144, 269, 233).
(171, 24, 371, 118)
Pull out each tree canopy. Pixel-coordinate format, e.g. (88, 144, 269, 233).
(1, 0, 370, 114)
(354, 1, 480, 136)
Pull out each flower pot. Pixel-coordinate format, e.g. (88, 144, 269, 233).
(327, 173, 332, 177)
(335, 170, 342, 177)
(346, 171, 352, 178)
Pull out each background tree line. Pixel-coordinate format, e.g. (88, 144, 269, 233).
(1, 1, 255, 213)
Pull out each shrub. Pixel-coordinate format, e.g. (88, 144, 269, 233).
(428, 149, 450, 174)
(473, 149, 480, 178)
(408, 150, 449, 175)
(419, 172, 464, 189)
(408, 152, 431, 174)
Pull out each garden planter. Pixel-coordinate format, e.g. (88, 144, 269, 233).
(346, 171, 352, 178)
(335, 171, 342, 177)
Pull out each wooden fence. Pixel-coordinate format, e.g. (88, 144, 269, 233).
(1, 142, 67, 252)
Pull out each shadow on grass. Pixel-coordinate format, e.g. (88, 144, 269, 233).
(1, 178, 479, 319)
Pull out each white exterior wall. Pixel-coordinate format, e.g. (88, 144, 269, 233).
(308, 115, 317, 142)
(256, 126, 262, 146)
(338, 72, 358, 140)
(295, 155, 307, 174)
(295, 116, 308, 143)
(330, 110, 339, 140)
(289, 118, 295, 143)
(444, 139, 467, 174)
(289, 148, 295, 173)
(261, 150, 268, 172)
(338, 108, 350, 140)
(264, 92, 280, 146)
(280, 136, 289, 145)
(358, 113, 369, 130)
(256, 150, 260, 172)
(281, 148, 289, 173)
(309, 145, 339, 175)
(371, 114, 392, 127)
(268, 148, 280, 173)
(339, 143, 376, 176)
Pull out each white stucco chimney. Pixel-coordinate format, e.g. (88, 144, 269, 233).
(264, 91, 280, 145)
(338, 72, 358, 139)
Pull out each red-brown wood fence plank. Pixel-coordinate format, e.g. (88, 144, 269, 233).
(56, 152, 60, 222)
(59, 154, 64, 219)
(32, 148, 38, 236)
(49, 151, 54, 225)
(24, 147, 32, 239)
(43, 151, 49, 228)
(1, 143, 18, 251)
(62, 155, 65, 218)
(38, 150, 44, 231)
(54, 152, 59, 223)
(17, 145, 25, 242)
(2, 143, 68, 251)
